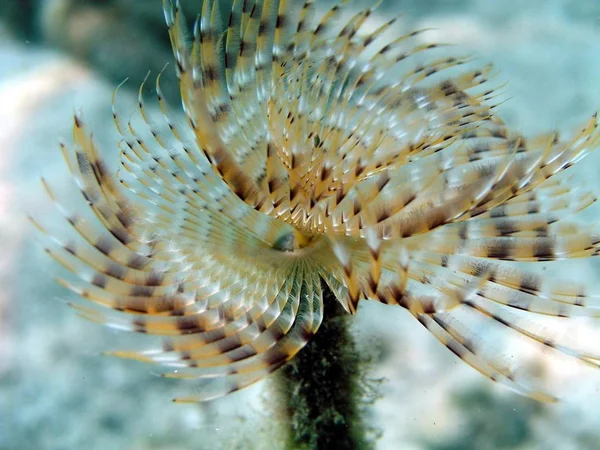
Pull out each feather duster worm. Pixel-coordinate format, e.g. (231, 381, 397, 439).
(33, 0, 600, 403)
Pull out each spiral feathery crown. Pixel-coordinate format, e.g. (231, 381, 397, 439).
(34, 0, 600, 402)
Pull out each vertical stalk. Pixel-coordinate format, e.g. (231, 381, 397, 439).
(278, 283, 375, 450)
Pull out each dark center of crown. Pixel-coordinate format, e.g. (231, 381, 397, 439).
(272, 228, 314, 252)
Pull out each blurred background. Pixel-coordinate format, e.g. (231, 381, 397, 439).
(1, 0, 600, 449)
